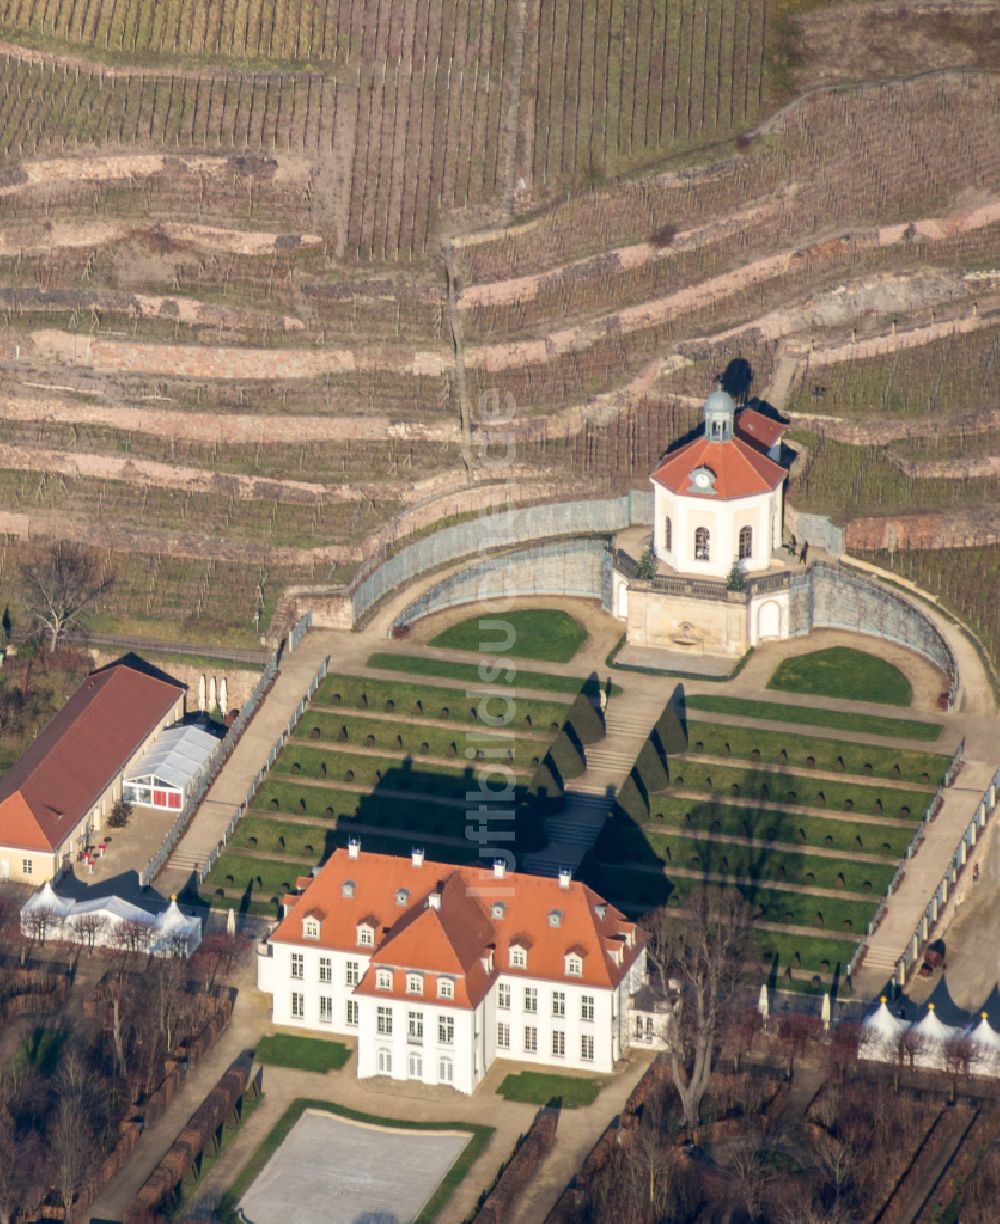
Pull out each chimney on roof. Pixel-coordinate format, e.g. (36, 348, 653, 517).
(558, 867, 572, 890)
(482, 946, 495, 973)
(427, 891, 441, 910)
(347, 838, 361, 860)
(412, 847, 425, 868)
(493, 859, 506, 880)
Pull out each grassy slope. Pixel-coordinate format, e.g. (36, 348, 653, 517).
(768, 647, 913, 706)
(430, 609, 587, 663)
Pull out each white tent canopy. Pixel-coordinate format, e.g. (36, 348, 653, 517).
(21, 882, 201, 955)
(859, 996, 910, 1062)
(124, 722, 222, 810)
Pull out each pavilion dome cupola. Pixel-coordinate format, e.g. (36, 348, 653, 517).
(703, 381, 736, 442)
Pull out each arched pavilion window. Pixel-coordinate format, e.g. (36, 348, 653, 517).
(694, 527, 710, 561)
(738, 525, 753, 560)
(664, 516, 672, 552)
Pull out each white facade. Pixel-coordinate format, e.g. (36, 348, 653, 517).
(652, 482, 783, 580)
(258, 939, 647, 1093)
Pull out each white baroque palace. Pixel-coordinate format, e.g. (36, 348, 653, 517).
(257, 842, 648, 1094)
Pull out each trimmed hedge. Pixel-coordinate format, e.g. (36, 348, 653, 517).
(563, 692, 605, 745)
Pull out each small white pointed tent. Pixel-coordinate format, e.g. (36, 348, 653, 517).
(821, 991, 832, 1031)
(859, 996, 910, 1063)
(966, 1012, 1000, 1076)
(758, 983, 769, 1022)
(910, 1002, 963, 1070)
(151, 895, 202, 955)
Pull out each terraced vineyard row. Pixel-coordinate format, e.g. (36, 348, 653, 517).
(788, 323, 1000, 420)
(529, 0, 766, 191)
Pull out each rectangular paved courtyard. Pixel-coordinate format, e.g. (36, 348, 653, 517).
(240, 1108, 471, 1224)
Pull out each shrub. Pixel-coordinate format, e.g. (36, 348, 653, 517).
(654, 692, 688, 755)
(564, 691, 605, 745)
(547, 729, 586, 782)
(635, 738, 668, 794)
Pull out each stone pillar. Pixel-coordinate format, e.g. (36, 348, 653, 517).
(197, 674, 206, 712)
(209, 675, 217, 711)
(961, 840, 967, 866)
(921, 916, 929, 942)
(971, 821, 978, 846)
(912, 933, 920, 962)
(220, 676, 229, 715)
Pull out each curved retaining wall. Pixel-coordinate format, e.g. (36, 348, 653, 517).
(789, 561, 955, 690)
(351, 490, 652, 625)
(391, 538, 615, 630)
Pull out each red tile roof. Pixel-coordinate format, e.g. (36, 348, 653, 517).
(735, 407, 788, 451)
(651, 434, 786, 499)
(272, 847, 643, 1009)
(0, 662, 185, 853)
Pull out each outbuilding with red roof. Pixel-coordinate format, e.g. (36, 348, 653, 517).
(0, 660, 186, 882)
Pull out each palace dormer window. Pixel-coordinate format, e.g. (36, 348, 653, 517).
(376, 968, 392, 990)
(438, 977, 455, 1000)
(548, 910, 563, 928)
(491, 902, 505, 920)
(396, 888, 410, 908)
(342, 880, 356, 898)
(357, 922, 374, 947)
(565, 952, 583, 977)
(303, 916, 320, 940)
(406, 973, 423, 995)
(510, 945, 527, 970)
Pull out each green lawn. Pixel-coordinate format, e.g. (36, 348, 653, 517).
(271, 747, 491, 795)
(317, 671, 574, 725)
(684, 693, 942, 742)
(621, 828, 895, 894)
(203, 853, 313, 903)
(255, 1034, 351, 1073)
(497, 1071, 602, 1108)
(768, 646, 913, 706)
(685, 720, 949, 785)
(366, 652, 618, 697)
(585, 862, 876, 935)
(646, 796, 915, 857)
(430, 608, 588, 662)
(293, 710, 550, 768)
(664, 761, 930, 819)
(217, 1098, 492, 1224)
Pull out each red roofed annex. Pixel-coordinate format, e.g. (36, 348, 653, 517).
(0, 660, 186, 882)
(257, 842, 649, 1093)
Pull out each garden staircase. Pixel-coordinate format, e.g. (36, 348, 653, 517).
(521, 690, 667, 878)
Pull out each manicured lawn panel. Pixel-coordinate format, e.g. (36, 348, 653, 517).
(270, 749, 517, 802)
(684, 693, 943, 742)
(755, 931, 859, 979)
(230, 815, 339, 859)
(585, 863, 876, 933)
(366, 652, 619, 697)
(255, 1034, 350, 1072)
(768, 646, 913, 706)
(293, 711, 551, 768)
(316, 671, 574, 725)
(665, 761, 930, 819)
(217, 1098, 492, 1224)
(430, 609, 588, 662)
(642, 830, 896, 894)
(647, 797, 914, 857)
(202, 853, 313, 901)
(497, 1071, 602, 1108)
(685, 720, 949, 784)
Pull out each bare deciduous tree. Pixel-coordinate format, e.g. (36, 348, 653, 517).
(71, 911, 109, 952)
(729, 1136, 767, 1220)
(21, 905, 60, 946)
(646, 885, 753, 1131)
(20, 544, 113, 651)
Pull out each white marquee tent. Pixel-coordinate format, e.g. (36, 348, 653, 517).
(21, 881, 202, 955)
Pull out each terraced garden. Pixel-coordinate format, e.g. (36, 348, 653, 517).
(199, 668, 591, 914)
(585, 705, 954, 993)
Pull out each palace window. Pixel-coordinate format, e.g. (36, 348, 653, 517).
(552, 991, 566, 1018)
(290, 953, 303, 980)
(303, 917, 320, 939)
(438, 978, 455, 1000)
(345, 960, 360, 986)
(739, 524, 753, 560)
(376, 1006, 393, 1036)
(407, 973, 423, 995)
(319, 996, 333, 1024)
(551, 1030, 565, 1058)
(695, 527, 710, 561)
(510, 945, 527, 969)
(376, 968, 392, 990)
(497, 1022, 510, 1049)
(497, 982, 511, 1010)
(291, 992, 304, 1019)
(524, 1026, 538, 1054)
(319, 957, 332, 983)
(438, 1016, 455, 1045)
(581, 995, 595, 1022)
(346, 1000, 359, 1026)
(524, 987, 538, 1014)
(581, 1034, 595, 1061)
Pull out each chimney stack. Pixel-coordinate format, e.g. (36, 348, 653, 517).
(558, 867, 572, 890)
(347, 838, 361, 860)
(493, 859, 506, 880)
(412, 847, 425, 868)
